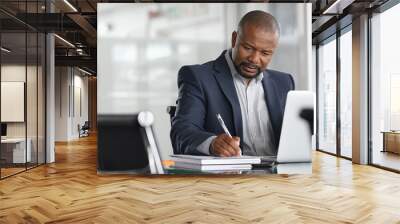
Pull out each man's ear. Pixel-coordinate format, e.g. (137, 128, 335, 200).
(231, 31, 237, 48)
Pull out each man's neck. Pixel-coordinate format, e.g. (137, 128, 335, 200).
(245, 78, 252, 86)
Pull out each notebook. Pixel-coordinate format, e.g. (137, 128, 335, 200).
(172, 162, 252, 171)
(170, 155, 261, 165)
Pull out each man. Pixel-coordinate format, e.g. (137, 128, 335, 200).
(170, 10, 295, 157)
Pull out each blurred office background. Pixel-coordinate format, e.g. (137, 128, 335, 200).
(97, 3, 312, 160)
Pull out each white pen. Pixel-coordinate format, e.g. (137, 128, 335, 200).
(216, 113, 242, 156)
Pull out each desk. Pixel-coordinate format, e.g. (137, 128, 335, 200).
(97, 162, 313, 175)
(381, 131, 400, 154)
(1, 138, 31, 163)
(165, 162, 312, 175)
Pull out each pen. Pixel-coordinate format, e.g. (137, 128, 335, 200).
(216, 113, 242, 156)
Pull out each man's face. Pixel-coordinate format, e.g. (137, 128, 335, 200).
(231, 24, 279, 79)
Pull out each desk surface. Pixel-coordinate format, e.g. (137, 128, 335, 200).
(381, 131, 400, 134)
(1, 138, 26, 143)
(98, 162, 313, 175)
(164, 162, 312, 175)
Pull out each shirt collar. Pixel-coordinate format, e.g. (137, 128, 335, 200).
(224, 49, 264, 84)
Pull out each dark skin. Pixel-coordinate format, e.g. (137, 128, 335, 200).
(210, 23, 279, 157)
(232, 23, 279, 82)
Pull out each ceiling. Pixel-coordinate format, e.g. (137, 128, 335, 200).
(0, 0, 393, 75)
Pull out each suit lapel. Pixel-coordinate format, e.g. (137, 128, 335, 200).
(262, 70, 283, 145)
(213, 51, 243, 141)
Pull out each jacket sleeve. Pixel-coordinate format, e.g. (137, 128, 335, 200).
(170, 66, 215, 155)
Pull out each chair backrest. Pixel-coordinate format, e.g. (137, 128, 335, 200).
(166, 106, 176, 122)
(167, 106, 177, 154)
(82, 121, 90, 129)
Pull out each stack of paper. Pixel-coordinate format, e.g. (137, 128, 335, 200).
(170, 155, 261, 171)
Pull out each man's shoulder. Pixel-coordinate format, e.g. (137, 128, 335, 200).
(181, 59, 215, 71)
(266, 69, 293, 79)
(265, 69, 295, 89)
(178, 50, 227, 79)
(178, 59, 217, 78)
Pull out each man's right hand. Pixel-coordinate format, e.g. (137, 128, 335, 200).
(210, 134, 241, 157)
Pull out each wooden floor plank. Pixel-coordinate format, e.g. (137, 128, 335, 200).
(1, 135, 400, 223)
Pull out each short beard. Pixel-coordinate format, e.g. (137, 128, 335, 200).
(235, 62, 262, 79)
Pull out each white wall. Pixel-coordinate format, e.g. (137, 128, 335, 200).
(55, 67, 68, 141)
(1, 65, 39, 138)
(55, 67, 89, 141)
(72, 73, 89, 138)
(1, 64, 46, 164)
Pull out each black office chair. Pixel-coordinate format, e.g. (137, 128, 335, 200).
(166, 106, 176, 123)
(79, 121, 90, 138)
(167, 105, 178, 154)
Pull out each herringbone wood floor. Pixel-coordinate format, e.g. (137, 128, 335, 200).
(1, 135, 400, 223)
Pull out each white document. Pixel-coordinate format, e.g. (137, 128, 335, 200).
(172, 162, 252, 171)
(170, 155, 261, 165)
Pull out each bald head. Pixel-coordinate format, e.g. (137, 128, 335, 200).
(237, 10, 280, 37)
(231, 10, 280, 80)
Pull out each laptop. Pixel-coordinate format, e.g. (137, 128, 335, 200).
(260, 90, 315, 165)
